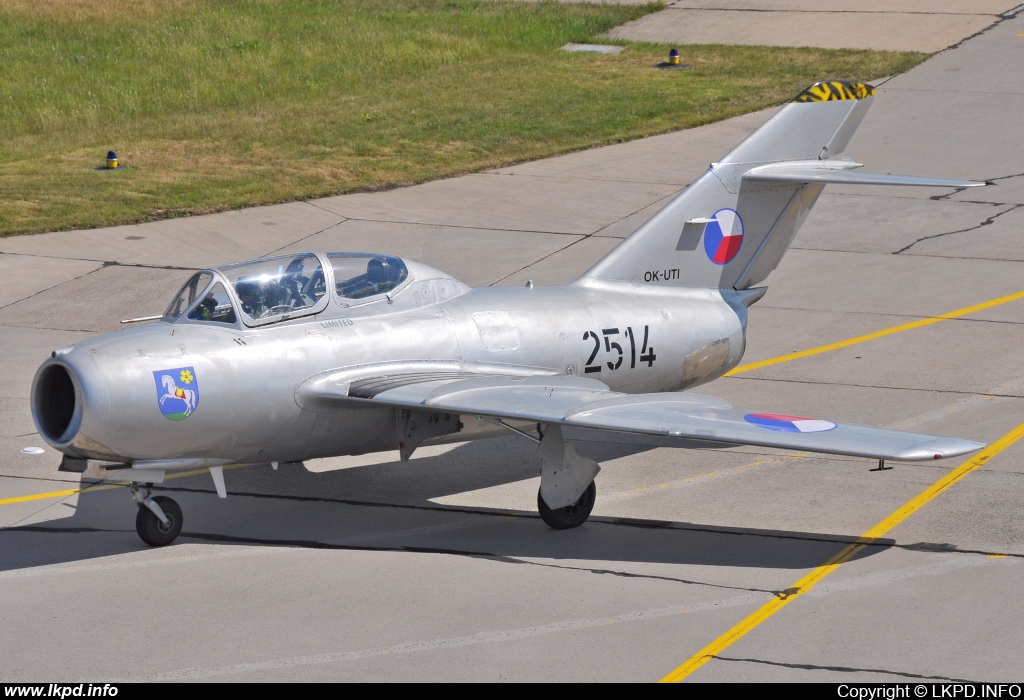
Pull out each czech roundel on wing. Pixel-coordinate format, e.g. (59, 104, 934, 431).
(703, 208, 744, 265)
(744, 413, 837, 433)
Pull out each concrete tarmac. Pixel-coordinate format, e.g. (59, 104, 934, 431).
(607, 1, 1017, 53)
(1, 4, 1022, 684)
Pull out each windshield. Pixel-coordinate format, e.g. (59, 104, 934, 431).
(186, 282, 237, 324)
(164, 272, 213, 319)
(220, 253, 327, 323)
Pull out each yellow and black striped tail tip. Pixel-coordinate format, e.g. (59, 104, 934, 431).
(792, 81, 875, 103)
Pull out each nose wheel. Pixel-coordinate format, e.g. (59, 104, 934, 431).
(130, 484, 183, 547)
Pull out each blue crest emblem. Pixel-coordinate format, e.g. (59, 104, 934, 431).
(154, 367, 199, 421)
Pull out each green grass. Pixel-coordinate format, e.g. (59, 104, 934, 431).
(0, 0, 929, 236)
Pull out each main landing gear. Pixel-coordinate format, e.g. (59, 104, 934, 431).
(481, 417, 602, 529)
(538, 480, 597, 529)
(130, 483, 183, 547)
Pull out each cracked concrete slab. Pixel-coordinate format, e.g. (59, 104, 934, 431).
(836, 18, 1024, 193)
(793, 195, 1016, 257)
(693, 551, 1023, 681)
(836, 83, 1024, 197)
(898, 203, 1024, 259)
(881, 11, 1024, 94)
(950, 173, 1024, 206)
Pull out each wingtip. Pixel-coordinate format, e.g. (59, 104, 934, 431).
(895, 439, 986, 461)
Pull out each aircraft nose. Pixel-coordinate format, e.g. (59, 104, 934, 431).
(31, 348, 110, 456)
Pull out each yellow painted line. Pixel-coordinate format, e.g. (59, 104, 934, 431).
(660, 420, 1024, 683)
(726, 289, 1024, 376)
(1, 481, 127, 505)
(0, 464, 248, 506)
(1, 486, 95, 505)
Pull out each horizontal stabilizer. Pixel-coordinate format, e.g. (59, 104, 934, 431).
(743, 162, 987, 188)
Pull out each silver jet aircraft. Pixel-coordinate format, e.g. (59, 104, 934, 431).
(31, 81, 988, 547)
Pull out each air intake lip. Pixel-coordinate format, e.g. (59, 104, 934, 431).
(32, 362, 81, 445)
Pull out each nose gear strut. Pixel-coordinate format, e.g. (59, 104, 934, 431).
(130, 482, 183, 547)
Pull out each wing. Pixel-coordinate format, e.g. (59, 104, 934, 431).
(296, 367, 984, 461)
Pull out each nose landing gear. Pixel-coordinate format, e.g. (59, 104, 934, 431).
(130, 483, 183, 547)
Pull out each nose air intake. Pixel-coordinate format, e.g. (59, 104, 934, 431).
(32, 363, 78, 443)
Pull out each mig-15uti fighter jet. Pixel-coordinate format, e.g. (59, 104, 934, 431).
(32, 81, 988, 547)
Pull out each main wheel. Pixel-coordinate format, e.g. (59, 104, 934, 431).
(537, 481, 596, 530)
(136, 496, 183, 547)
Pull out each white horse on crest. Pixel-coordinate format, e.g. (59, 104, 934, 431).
(159, 374, 198, 416)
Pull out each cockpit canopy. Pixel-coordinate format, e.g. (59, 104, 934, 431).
(330, 253, 408, 300)
(162, 252, 413, 327)
(221, 253, 329, 321)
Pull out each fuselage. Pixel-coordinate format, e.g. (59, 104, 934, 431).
(31, 253, 747, 467)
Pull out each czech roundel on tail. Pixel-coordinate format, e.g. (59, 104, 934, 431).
(31, 81, 989, 546)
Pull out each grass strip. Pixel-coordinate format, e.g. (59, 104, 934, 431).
(0, 0, 928, 236)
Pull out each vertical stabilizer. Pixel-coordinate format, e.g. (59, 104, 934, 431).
(577, 81, 876, 291)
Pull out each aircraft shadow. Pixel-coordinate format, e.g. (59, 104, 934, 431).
(2, 436, 893, 574)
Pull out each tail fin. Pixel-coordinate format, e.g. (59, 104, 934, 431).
(577, 81, 985, 291)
